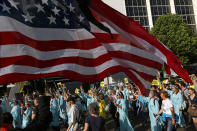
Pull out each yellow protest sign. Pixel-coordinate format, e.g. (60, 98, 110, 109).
(190, 85, 195, 89)
(75, 88, 79, 94)
(88, 90, 92, 94)
(15, 82, 25, 93)
(162, 80, 168, 84)
(124, 78, 129, 84)
(100, 81, 104, 87)
(152, 80, 159, 86)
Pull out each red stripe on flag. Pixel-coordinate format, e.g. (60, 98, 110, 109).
(0, 54, 112, 68)
(0, 66, 123, 85)
(0, 32, 101, 51)
(92, 33, 144, 50)
(109, 51, 162, 69)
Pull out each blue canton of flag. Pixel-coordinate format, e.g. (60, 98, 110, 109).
(0, 0, 90, 30)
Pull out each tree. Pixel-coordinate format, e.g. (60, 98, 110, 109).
(150, 14, 197, 66)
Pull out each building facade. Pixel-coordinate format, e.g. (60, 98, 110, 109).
(102, 0, 197, 32)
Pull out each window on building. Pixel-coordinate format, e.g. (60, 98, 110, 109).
(174, 0, 193, 5)
(150, 0, 171, 24)
(150, 0, 170, 6)
(125, 0, 149, 31)
(174, 0, 196, 32)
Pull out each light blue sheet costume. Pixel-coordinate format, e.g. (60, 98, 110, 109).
(107, 89, 111, 96)
(165, 89, 185, 127)
(81, 101, 87, 112)
(22, 107, 32, 129)
(118, 99, 134, 131)
(123, 88, 128, 99)
(77, 92, 87, 112)
(116, 90, 120, 96)
(116, 98, 121, 112)
(104, 94, 109, 104)
(83, 94, 97, 109)
(11, 104, 22, 128)
(136, 95, 147, 123)
(142, 97, 162, 131)
(123, 89, 131, 108)
(75, 100, 82, 111)
(50, 98, 59, 127)
(0, 99, 7, 113)
(58, 95, 67, 123)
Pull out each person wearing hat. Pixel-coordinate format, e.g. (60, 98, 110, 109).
(66, 96, 79, 131)
(10, 100, 22, 128)
(22, 102, 32, 129)
(165, 85, 185, 127)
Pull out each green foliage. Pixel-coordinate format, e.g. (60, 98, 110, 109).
(150, 14, 197, 66)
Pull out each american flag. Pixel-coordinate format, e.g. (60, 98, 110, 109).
(0, 0, 191, 93)
(90, 0, 191, 85)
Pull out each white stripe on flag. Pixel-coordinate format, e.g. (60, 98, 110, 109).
(0, 44, 108, 60)
(0, 16, 94, 41)
(0, 60, 119, 76)
(103, 43, 163, 63)
(113, 58, 159, 76)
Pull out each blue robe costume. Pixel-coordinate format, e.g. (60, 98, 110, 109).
(58, 95, 67, 122)
(0, 99, 7, 113)
(118, 99, 134, 131)
(11, 105, 22, 128)
(136, 95, 147, 123)
(104, 94, 109, 104)
(115, 90, 120, 96)
(143, 97, 162, 131)
(78, 92, 87, 112)
(123, 89, 131, 108)
(165, 89, 185, 127)
(83, 94, 97, 109)
(22, 107, 32, 129)
(75, 100, 82, 111)
(123, 89, 128, 99)
(50, 98, 59, 127)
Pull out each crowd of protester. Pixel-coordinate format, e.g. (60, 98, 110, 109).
(0, 77, 197, 131)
